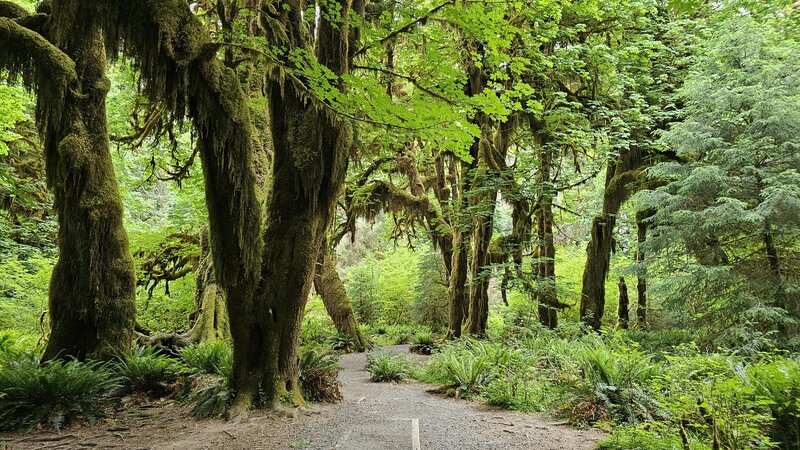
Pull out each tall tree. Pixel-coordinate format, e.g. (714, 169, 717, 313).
(0, 1, 136, 360)
(637, 15, 800, 348)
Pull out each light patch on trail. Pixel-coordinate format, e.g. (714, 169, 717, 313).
(411, 418, 421, 450)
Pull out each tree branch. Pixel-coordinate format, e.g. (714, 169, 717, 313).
(0, 17, 76, 119)
(352, 1, 455, 58)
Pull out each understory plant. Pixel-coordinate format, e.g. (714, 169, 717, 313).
(114, 346, 186, 397)
(181, 340, 232, 378)
(0, 353, 120, 431)
(409, 331, 435, 355)
(366, 351, 414, 382)
(299, 347, 342, 402)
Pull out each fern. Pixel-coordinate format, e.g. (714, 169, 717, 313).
(0, 356, 120, 431)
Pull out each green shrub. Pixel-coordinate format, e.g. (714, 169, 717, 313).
(654, 352, 775, 449)
(299, 347, 342, 402)
(740, 357, 800, 449)
(188, 375, 233, 418)
(181, 340, 232, 378)
(366, 351, 414, 382)
(598, 424, 711, 450)
(115, 346, 186, 397)
(0, 329, 39, 356)
(392, 326, 414, 345)
(300, 297, 337, 346)
(409, 331, 435, 355)
(0, 356, 120, 431)
(327, 332, 355, 352)
(575, 345, 661, 424)
(438, 351, 496, 397)
(421, 340, 510, 394)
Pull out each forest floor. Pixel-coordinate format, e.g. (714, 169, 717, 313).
(0, 345, 604, 450)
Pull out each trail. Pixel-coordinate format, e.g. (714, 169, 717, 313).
(283, 345, 603, 450)
(1, 346, 604, 450)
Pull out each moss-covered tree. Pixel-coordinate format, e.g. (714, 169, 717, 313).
(0, 2, 136, 360)
(314, 242, 369, 351)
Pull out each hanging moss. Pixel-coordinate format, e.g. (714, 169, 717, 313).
(0, 17, 76, 133)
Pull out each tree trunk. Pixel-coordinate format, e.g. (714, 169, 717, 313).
(314, 246, 370, 351)
(535, 144, 558, 329)
(227, 0, 354, 411)
(618, 277, 629, 329)
(36, 17, 136, 361)
(447, 229, 469, 339)
(467, 188, 496, 336)
(465, 140, 494, 337)
(580, 148, 643, 330)
(763, 221, 789, 336)
(635, 210, 649, 328)
(188, 227, 229, 343)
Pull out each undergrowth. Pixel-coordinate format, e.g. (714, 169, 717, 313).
(366, 351, 415, 382)
(0, 353, 120, 431)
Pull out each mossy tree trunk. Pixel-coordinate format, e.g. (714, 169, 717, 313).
(447, 229, 470, 339)
(535, 139, 558, 329)
(466, 121, 514, 336)
(225, 0, 355, 413)
(467, 184, 496, 337)
(113, 0, 351, 412)
(617, 277, 629, 329)
(635, 210, 650, 328)
(188, 227, 229, 343)
(579, 148, 643, 330)
(0, 6, 136, 361)
(314, 245, 370, 351)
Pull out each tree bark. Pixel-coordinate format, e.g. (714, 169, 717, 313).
(580, 148, 643, 330)
(467, 185, 497, 336)
(635, 210, 650, 328)
(188, 227, 229, 343)
(224, 0, 355, 412)
(535, 143, 558, 329)
(314, 246, 370, 351)
(447, 229, 469, 339)
(618, 277, 629, 329)
(0, 9, 137, 361)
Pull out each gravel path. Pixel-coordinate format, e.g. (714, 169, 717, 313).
(0, 346, 604, 449)
(285, 345, 604, 450)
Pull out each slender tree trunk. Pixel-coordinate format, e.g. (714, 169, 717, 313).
(467, 188, 496, 336)
(635, 210, 650, 328)
(314, 246, 370, 351)
(618, 277, 629, 329)
(447, 144, 477, 339)
(38, 18, 136, 361)
(763, 221, 789, 336)
(447, 230, 469, 339)
(535, 145, 558, 329)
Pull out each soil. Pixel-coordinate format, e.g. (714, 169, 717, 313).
(0, 345, 605, 450)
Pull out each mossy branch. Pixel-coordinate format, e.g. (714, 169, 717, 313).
(0, 17, 76, 132)
(0, 1, 27, 19)
(0, 18, 76, 88)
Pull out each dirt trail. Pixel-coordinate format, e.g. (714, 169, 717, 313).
(1, 346, 604, 450)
